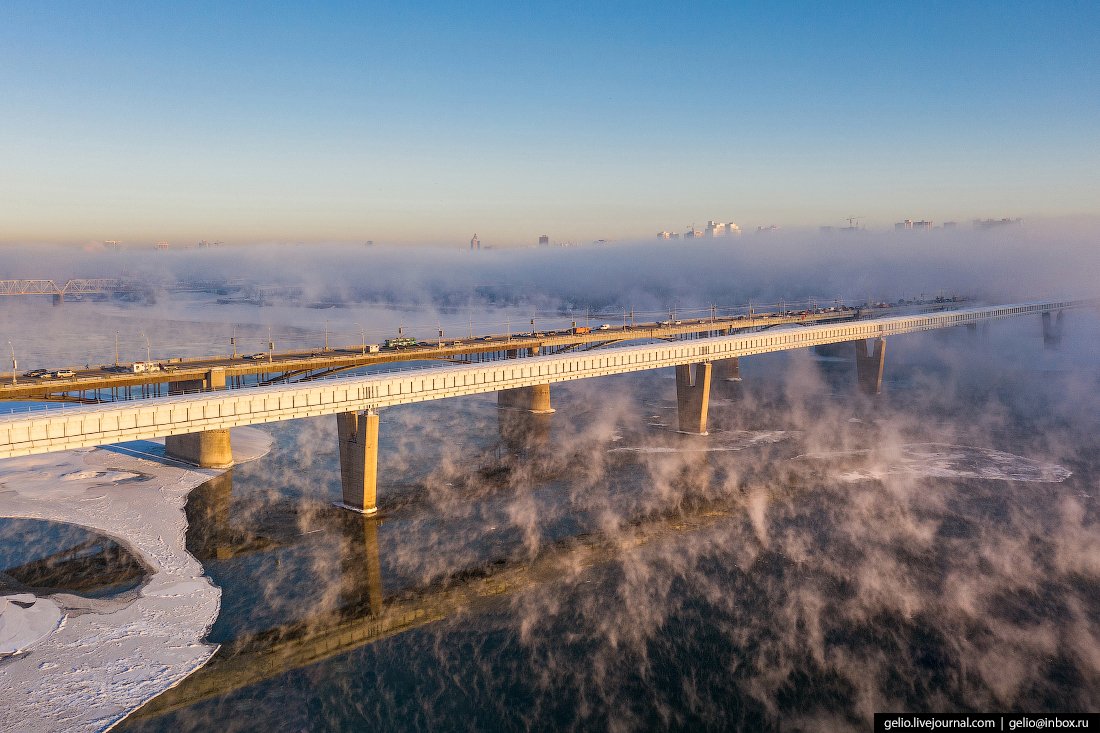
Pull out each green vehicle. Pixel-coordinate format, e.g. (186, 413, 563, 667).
(384, 337, 418, 348)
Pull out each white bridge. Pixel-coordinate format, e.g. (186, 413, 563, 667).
(0, 298, 1089, 512)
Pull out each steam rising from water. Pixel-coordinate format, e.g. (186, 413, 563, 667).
(114, 307, 1100, 729)
(4, 228, 1100, 729)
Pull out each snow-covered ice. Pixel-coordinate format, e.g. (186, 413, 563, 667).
(0, 426, 271, 732)
(0, 594, 63, 656)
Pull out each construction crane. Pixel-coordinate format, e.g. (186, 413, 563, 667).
(846, 215, 864, 229)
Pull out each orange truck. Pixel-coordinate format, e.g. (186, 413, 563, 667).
(573, 326, 590, 334)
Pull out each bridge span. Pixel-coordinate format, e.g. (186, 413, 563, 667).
(0, 298, 1089, 513)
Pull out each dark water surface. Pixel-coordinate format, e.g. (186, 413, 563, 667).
(0, 518, 149, 599)
(117, 324, 1100, 732)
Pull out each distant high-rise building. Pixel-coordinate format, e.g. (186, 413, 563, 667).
(470, 234, 480, 250)
(756, 225, 781, 233)
(913, 220, 932, 230)
(685, 225, 701, 238)
(896, 220, 914, 231)
(657, 231, 671, 239)
(103, 240, 121, 250)
(539, 234, 549, 245)
(727, 222, 741, 236)
(705, 220, 725, 237)
(155, 241, 169, 250)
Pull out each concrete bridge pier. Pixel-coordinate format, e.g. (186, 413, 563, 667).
(713, 357, 740, 381)
(675, 362, 712, 434)
(340, 514, 384, 615)
(497, 384, 554, 414)
(1042, 310, 1064, 349)
(337, 410, 380, 514)
(854, 338, 885, 395)
(52, 293, 64, 306)
(164, 367, 233, 468)
(169, 368, 226, 395)
(165, 430, 234, 468)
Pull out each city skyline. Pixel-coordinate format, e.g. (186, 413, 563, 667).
(2, 2, 1098, 245)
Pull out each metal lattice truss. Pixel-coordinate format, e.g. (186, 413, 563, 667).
(0, 279, 139, 295)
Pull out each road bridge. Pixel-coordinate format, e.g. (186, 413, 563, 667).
(0, 298, 1089, 513)
(0, 300, 958, 402)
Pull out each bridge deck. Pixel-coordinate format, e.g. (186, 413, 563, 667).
(0, 302, 958, 400)
(0, 299, 1088, 459)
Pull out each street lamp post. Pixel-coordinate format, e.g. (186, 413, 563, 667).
(115, 331, 119, 366)
(141, 333, 150, 363)
(325, 320, 329, 351)
(354, 323, 365, 355)
(8, 342, 15, 386)
(232, 325, 238, 358)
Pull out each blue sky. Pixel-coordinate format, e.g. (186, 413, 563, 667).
(2, 1, 1097, 244)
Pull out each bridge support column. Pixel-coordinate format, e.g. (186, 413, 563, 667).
(497, 384, 554, 414)
(52, 294, 64, 306)
(713, 357, 740, 381)
(337, 410, 379, 514)
(165, 429, 234, 468)
(1042, 310, 1064, 349)
(854, 338, 885, 395)
(675, 362, 712, 434)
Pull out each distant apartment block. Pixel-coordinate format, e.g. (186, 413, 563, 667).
(538, 235, 549, 245)
(756, 225, 781, 233)
(104, 240, 121, 250)
(895, 220, 933, 231)
(155, 241, 169, 250)
(660, 221, 738, 239)
(470, 234, 480, 250)
(975, 218, 1023, 228)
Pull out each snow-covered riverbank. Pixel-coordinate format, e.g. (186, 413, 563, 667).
(0, 427, 271, 732)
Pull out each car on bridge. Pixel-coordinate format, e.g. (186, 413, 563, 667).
(22, 369, 48, 378)
(52, 369, 75, 378)
(248, 353, 269, 360)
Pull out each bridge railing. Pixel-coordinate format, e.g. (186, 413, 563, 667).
(1, 299, 1093, 418)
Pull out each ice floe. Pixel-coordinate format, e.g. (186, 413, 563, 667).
(0, 594, 63, 656)
(800, 443, 1071, 483)
(0, 426, 271, 732)
(609, 430, 791, 453)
